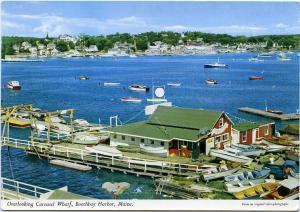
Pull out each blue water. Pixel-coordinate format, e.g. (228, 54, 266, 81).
(1, 53, 299, 199)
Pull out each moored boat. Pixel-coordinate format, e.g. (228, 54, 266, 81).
(79, 76, 89, 80)
(249, 76, 263, 80)
(209, 149, 253, 164)
(262, 177, 299, 200)
(231, 143, 266, 157)
(233, 182, 278, 199)
(7, 81, 21, 90)
(121, 97, 143, 103)
(201, 162, 241, 181)
(146, 98, 168, 103)
(249, 57, 264, 62)
(128, 84, 149, 92)
(7, 117, 31, 128)
(85, 145, 123, 157)
(103, 82, 120, 86)
(204, 58, 228, 68)
(224, 168, 271, 182)
(205, 79, 218, 85)
(167, 82, 181, 87)
(225, 178, 269, 193)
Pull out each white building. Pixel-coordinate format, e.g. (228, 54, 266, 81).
(21, 42, 32, 50)
(85, 45, 98, 52)
(59, 34, 77, 43)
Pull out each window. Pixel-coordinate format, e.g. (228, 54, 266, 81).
(242, 131, 247, 142)
(160, 142, 164, 146)
(265, 126, 269, 135)
(222, 134, 228, 141)
(150, 140, 154, 145)
(122, 135, 125, 140)
(141, 138, 144, 143)
(113, 134, 117, 139)
(219, 118, 224, 127)
(131, 137, 135, 141)
(215, 136, 221, 143)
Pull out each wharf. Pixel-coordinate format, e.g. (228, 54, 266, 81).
(2, 137, 202, 179)
(238, 107, 300, 120)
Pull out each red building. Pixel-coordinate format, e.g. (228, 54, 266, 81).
(232, 121, 275, 145)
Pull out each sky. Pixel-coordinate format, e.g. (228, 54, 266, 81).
(1, 1, 300, 37)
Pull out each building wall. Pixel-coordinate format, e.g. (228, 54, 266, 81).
(238, 124, 273, 144)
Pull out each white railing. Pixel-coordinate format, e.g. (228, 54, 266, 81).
(1, 177, 52, 199)
(1, 137, 200, 175)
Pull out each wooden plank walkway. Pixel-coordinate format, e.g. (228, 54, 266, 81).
(238, 107, 300, 120)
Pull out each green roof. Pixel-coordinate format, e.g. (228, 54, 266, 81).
(46, 189, 94, 200)
(233, 122, 263, 131)
(279, 124, 299, 135)
(109, 121, 205, 142)
(147, 106, 223, 130)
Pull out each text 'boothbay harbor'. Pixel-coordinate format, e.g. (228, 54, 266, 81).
(1, 104, 299, 200)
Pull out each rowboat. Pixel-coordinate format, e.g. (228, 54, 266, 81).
(233, 182, 278, 199)
(249, 76, 263, 80)
(103, 82, 120, 86)
(7, 117, 31, 128)
(167, 83, 181, 87)
(225, 178, 267, 193)
(205, 79, 218, 85)
(262, 177, 299, 200)
(258, 140, 287, 152)
(7, 81, 21, 90)
(201, 162, 241, 181)
(85, 145, 123, 157)
(231, 143, 266, 157)
(140, 144, 168, 155)
(121, 97, 142, 103)
(74, 132, 100, 145)
(128, 85, 149, 92)
(209, 149, 253, 164)
(224, 168, 271, 182)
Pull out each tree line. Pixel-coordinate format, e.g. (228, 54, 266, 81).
(2, 31, 300, 58)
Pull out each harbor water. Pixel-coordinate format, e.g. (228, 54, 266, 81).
(1, 53, 299, 199)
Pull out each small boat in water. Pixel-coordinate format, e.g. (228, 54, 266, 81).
(201, 162, 241, 181)
(103, 82, 121, 86)
(7, 81, 21, 90)
(85, 145, 123, 157)
(258, 53, 273, 58)
(167, 82, 181, 87)
(121, 97, 142, 103)
(204, 58, 228, 68)
(146, 98, 168, 103)
(209, 149, 253, 164)
(262, 177, 299, 200)
(233, 182, 278, 199)
(128, 84, 149, 92)
(79, 76, 89, 80)
(249, 57, 264, 62)
(249, 76, 263, 80)
(266, 109, 283, 115)
(205, 79, 218, 85)
(277, 53, 291, 61)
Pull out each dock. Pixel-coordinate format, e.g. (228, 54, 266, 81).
(50, 159, 92, 171)
(238, 107, 300, 120)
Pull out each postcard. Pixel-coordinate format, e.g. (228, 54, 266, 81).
(1, 0, 299, 211)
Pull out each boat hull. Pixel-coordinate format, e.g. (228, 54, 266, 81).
(202, 165, 241, 181)
(209, 149, 253, 164)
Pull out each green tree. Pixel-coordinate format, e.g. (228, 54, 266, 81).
(55, 40, 69, 52)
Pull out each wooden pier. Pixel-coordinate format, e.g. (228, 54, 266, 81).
(2, 137, 202, 179)
(238, 107, 300, 121)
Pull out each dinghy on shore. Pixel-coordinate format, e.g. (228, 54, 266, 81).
(85, 145, 123, 157)
(209, 149, 253, 164)
(201, 162, 241, 181)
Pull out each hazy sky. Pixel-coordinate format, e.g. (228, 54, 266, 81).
(2, 1, 300, 37)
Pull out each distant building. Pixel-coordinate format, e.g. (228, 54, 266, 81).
(47, 43, 56, 50)
(21, 42, 32, 50)
(29, 47, 38, 57)
(59, 34, 77, 43)
(85, 45, 98, 52)
(37, 44, 45, 50)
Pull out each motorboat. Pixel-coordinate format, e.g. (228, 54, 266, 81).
(205, 79, 218, 85)
(249, 76, 263, 80)
(79, 76, 89, 80)
(7, 81, 21, 90)
(167, 83, 181, 87)
(266, 109, 283, 115)
(73, 132, 100, 145)
(128, 85, 149, 92)
(204, 58, 228, 68)
(85, 145, 123, 157)
(209, 149, 253, 164)
(121, 97, 142, 103)
(201, 162, 241, 181)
